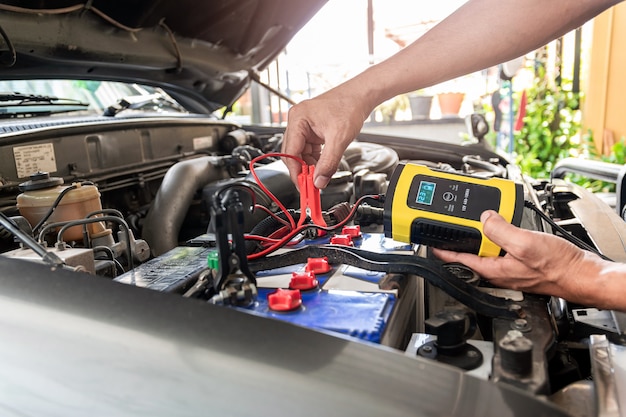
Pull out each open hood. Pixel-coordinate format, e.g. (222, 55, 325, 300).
(0, 0, 327, 112)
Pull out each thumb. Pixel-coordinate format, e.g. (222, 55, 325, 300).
(480, 210, 521, 250)
(313, 139, 347, 188)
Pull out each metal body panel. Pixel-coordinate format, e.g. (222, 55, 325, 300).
(0, 256, 570, 417)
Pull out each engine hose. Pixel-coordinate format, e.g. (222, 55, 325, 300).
(462, 155, 507, 178)
(344, 142, 399, 176)
(143, 156, 227, 256)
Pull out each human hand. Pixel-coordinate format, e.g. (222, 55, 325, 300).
(281, 88, 371, 189)
(432, 210, 614, 307)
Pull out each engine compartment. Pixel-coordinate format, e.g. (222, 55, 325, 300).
(1, 115, 624, 414)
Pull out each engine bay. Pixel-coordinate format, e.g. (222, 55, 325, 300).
(1, 115, 625, 414)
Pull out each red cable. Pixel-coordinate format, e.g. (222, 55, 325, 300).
(254, 204, 290, 228)
(247, 194, 379, 260)
(249, 152, 307, 231)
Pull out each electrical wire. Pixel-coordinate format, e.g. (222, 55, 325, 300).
(0, 4, 84, 15)
(0, 3, 143, 32)
(0, 3, 182, 72)
(248, 152, 307, 231)
(158, 19, 182, 73)
(92, 245, 125, 276)
(245, 152, 380, 259)
(254, 204, 290, 228)
(212, 183, 256, 212)
(247, 194, 379, 260)
(55, 215, 136, 270)
(524, 200, 613, 262)
(31, 181, 95, 236)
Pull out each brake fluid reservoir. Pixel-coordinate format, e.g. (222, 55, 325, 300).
(17, 172, 109, 242)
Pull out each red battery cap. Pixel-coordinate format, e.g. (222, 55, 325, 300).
(268, 288, 302, 312)
(341, 225, 362, 238)
(330, 234, 353, 246)
(305, 257, 331, 274)
(289, 271, 319, 291)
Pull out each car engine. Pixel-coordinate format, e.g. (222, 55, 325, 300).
(0, 114, 625, 415)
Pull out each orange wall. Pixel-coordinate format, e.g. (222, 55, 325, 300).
(583, 2, 626, 154)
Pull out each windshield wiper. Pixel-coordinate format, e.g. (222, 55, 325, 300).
(103, 92, 186, 116)
(0, 92, 89, 118)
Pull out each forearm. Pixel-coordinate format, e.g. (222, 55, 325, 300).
(341, 0, 622, 114)
(580, 258, 626, 311)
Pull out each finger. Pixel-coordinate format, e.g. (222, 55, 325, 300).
(282, 118, 308, 186)
(301, 143, 322, 166)
(313, 136, 351, 188)
(434, 248, 538, 290)
(480, 210, 539, 260)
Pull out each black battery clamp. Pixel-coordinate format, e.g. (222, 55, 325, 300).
(383, 163, 524, 257)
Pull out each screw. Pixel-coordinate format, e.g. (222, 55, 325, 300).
(422, 345, 433, 353)
(508, 304, 525, 318)
(512, 318, 531, 332)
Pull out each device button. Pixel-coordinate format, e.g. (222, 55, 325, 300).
(268, 288, 302, 311)
(289, 271, 319, 291)
(305, 257, 332, 274)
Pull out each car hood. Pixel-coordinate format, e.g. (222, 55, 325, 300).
(0, 0, 327, 112)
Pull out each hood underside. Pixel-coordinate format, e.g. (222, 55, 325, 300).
(0, 0, 327, 111)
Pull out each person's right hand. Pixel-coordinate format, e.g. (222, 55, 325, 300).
(281, 87, 371, 189)
(433, 210, 626, 311)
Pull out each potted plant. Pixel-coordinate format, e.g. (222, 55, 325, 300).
(431, 77, 469, 117)
(436, 92, 465, 117)
(407, 90, 433, 120)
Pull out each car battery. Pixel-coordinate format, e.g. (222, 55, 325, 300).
(115, 246, 211, 293)
(244, 232, 418, 348)
(116, 233, 418, 349)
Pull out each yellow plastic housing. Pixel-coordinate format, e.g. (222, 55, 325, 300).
(384, 163, 523, 257)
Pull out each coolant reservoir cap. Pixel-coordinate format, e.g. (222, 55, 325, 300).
(18, 172, 63, 192)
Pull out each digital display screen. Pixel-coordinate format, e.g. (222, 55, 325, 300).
(416, 181, 436, 205)
(407, 174, 502, 221)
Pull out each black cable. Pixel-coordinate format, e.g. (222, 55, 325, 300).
(524, 200, 613, 261)
(213, 183, 256, 212)
(92, 245, 124, 276)
(247, 194, 381, 259)
(31, 181, 94, 236)
(54, 215, 135, 270)
(249, 245, 520, 319)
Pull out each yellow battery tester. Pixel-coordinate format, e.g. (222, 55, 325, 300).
(383, 163, 524, 257)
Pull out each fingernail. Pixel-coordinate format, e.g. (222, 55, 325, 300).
(480, 210, 494, 223)
(314, 175, 329, 189)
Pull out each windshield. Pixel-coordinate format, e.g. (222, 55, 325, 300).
(0, 80, 187, 117)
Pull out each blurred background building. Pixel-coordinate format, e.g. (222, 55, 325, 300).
(227, 1, 626, 155)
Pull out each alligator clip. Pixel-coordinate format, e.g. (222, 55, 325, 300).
(297, 165, 327, 230)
